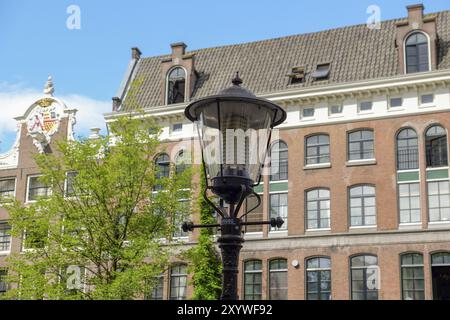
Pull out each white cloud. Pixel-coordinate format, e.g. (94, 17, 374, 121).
(0, 84, 110, 152)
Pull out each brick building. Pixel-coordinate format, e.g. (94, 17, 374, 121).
(0, 76, 78, 295)
(2, 4, 450, 300)
(106, 4, 450, 300)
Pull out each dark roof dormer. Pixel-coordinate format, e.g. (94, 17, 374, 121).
(160, 42, 197, 105)
(395, 4, 438, 74)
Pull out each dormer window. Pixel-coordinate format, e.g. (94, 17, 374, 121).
(167, 67, 186, 105)
(288, 66, 305, 84)
(405, 32, 429, 73)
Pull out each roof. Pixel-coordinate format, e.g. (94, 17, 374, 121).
(122, 10, 450, 110)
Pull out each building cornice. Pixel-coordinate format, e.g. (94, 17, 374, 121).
(104, 69, 450, 121)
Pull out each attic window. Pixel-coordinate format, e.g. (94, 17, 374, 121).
(311, 63, 330, 80)
(167, 67, 186, 105)
(288, 66, 305, 84)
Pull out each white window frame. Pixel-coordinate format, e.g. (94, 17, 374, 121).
(172, 198, 190, 242)
(26, 174, 51, 204)
(171, 122, 183, 135)
(419, 92, 435, 108)
(397, 181, 421, 225)
(0, 177, 17, 205)
(388, 96, 404, 110)
(328, 103, 344, 118)
(358, 100, 373, 114)
(268, 191, 288, 234)
(0, 222, 12, 255)
(165, 66, 188, 106)
(403, 30, 432, 74)
(300, 106, 315, 120)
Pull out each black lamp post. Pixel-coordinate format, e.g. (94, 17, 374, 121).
(183, 73, 287, 300)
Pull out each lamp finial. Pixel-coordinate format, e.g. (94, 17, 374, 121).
(232, 72, 242, 86)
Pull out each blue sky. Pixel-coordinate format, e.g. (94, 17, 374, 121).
(0, 0, 449, 152)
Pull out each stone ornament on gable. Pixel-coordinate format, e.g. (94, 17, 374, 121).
(26, 76, 64, 153)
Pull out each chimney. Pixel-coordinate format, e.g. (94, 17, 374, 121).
(131, 47, 142, 60)
(112, 97, 121, 111)
(407, 4, 424, 26)
(170, 42, 187, 57)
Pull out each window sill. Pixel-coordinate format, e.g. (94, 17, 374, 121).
(349, 225, 377, 232)
(428, 221, 450, 228)
(328, 114, 344, 119)
(304, 163, 331, 170)
(172, 236, 189, 243)
(0, 251, 10, 256)
(268, 230, 288, 238)
(418, 104, 435, 109)
(357, 111, 374, 115)
(305, 228, 331, 233)
(300, 117, 315, 122)
(426, 167, 449, 171)
(346, 159, 377, 167)
(398, 223, 422, 230)
(244, 232, 263, 239)
(387, 107, 406, 112)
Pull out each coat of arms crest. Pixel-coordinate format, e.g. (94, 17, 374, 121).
(26, 98, 62, 153)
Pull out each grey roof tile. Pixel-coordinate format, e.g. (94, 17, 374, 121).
(123, 11, 450, 110)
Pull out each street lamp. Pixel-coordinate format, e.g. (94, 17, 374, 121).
(183, 73, 286, 300)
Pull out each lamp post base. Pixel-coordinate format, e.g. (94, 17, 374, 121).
(218, 217, 243, 300)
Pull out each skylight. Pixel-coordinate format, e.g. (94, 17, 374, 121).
(311, 63, 331, 80)
(287, 66, 306, 84)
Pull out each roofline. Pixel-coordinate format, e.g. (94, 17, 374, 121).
(104, 68, 450, 121)
(136, 9, 450, 62)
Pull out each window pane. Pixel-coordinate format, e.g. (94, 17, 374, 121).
(244, 261, 263, 300)
(390, 97, 403, 107)
(421, 94, 434, 104)
(360, 101, 372, 111)
(0, 179, 15, 202)
(0, 224, 12, 252)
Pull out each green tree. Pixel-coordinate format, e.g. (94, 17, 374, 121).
(2, 111, 192, 300)
(185, 167, 222, 300)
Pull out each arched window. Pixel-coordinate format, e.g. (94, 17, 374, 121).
(175, 150, 190, 175)
(431, 252, 450, 300)
(167, 67, 186, 105)
(401, 253, 424, 300)
(426, 125, 448, 168)
(397, 128, 419, 170)
(349, 185, 376, 227)
(154, 153, 170, 191)
(269, 259, 288, 300)
(350, 254, 378, 300)
(405, 32, 429, 73)
(270, 141, 288, 181)
(306, 256, 331, 300)
(348, 129, 374, 161)
(305, 134, 330, 165)
(169, 264, 187, 300)
(306, 188, 330, 230)
(243, 260, 262, 300)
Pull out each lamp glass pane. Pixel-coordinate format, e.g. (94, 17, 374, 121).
(195, 100, 274, 185)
